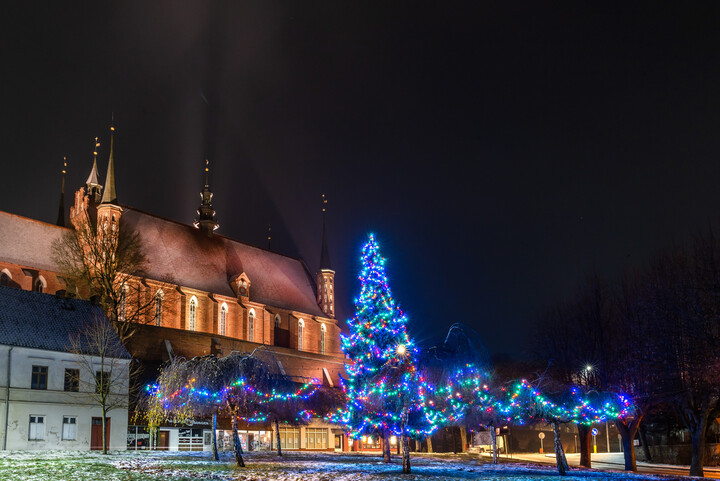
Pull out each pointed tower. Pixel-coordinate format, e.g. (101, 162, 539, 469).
(86, 138, 103, 203)
(70, 137, 103, 228)
(193, 159, 219, 236)
(317, 194, 335, 318)
(96, 123, 123, 234)
(56, 157, 67, 227)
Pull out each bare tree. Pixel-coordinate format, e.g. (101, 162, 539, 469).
(643, 236, 720, 477)
(68, 311, 133, 454)
(52, 211, 173, 342)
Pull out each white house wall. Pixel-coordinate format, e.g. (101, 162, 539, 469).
(0, 345, 129, 450)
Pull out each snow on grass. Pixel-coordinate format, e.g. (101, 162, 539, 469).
(0, 450, 698, 480)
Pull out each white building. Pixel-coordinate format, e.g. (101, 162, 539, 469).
(0, 286, 131, 450)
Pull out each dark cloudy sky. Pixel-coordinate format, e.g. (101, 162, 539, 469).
(2, 2, 720, 357)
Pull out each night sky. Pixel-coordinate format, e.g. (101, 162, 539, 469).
(2, 2, 720, 357)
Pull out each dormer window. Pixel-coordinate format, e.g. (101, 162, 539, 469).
(232, 273, 252, 299)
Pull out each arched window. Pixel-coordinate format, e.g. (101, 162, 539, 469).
(154, 290, 164, 326)
(188, 297, 197, 331)
(298, 319, 305, 351)
(1, 270, 12, 287)
(320, 323, 326, 355)
(34, 276, 46, 293)
(274, 314, 281, 328)
(248, 309, 255, 342)
(220, 303, 228, 336)
(118, 284, 127, 321)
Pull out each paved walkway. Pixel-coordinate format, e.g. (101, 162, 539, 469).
(487, 452, 720, 479)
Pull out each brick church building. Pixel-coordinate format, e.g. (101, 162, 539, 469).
(0, 129, 354, 452)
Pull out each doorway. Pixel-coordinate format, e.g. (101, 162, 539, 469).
(91, 417, 111, 451)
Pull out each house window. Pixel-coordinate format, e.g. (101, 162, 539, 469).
(64, 368, 79, 392)
(248, 310, 255, 342)
(95, 371, 110, 396)
(62, 416, 77, 440)
(31, 365, 48, 390)
(274, 314, 281, 328)
(306, 428, 328, 450)
(278, 427, 300, 450)
(220, 304, 227, 336)
(362, 435, 381, 449)
(320, 324, 326, 355)
(298, 319, 304, 351)
(29, 415, 45, 440)
(188, 297, 197, 331)
(154, 290, 163, 326)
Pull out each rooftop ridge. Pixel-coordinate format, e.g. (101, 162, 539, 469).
(121, 204, 308, 264)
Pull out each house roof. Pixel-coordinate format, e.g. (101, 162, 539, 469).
(0, 286, 130, 358)
(120, 208, 326, 317)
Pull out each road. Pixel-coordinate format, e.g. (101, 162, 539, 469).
(487, 452, 720, 478)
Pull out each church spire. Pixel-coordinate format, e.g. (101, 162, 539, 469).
(319, 194, 332, 270)
(193, 159, 219, 236)
(316, 194, 335, 318)
(101, 124, 117, 204)
(86, 137, 102, 203)
(56, 157, 67, 227)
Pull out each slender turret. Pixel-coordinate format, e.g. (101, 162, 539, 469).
(193, 159, 219, 236)
(316, 194, 335, 318)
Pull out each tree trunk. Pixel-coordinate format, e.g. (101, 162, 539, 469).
(382, 429, 392, 463)
(577, 424, 592, 468)
(231, 414, 245, 467)
(275, 419, 283, 457)
(401, 434, 411, 474)
(211, 413, 219, 461)
(459, 427, 467, 453)
(638, 422, 651, 461)
(552, 421, 569, 476)
(426, 435, 433, 453)
(490, 427, 499, 464)
(101, 408, 108, 455)
(616, 415, 642, 471)
(689, 416, 708, 477)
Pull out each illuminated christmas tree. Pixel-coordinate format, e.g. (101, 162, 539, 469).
(339, 234, 433, 473)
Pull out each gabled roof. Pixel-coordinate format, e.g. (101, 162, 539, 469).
(0, 286, 130, 358)
(122, 208, 326, 317)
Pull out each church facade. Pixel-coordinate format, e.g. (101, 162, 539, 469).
(0, 130, 352, 452)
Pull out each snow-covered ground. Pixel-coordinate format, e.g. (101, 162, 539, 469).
(0, 450, 700, 480)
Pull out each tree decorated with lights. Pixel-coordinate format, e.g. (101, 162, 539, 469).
(497, 379, 633, 476)
(339, 234, 434, 473)
(144, 351, 318, 467)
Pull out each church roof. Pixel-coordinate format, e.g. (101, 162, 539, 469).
(0, 208, 326, 318)
(0, 286, 130, 358)
(121, 208, 326, 317)
(0, 211, 67, 271)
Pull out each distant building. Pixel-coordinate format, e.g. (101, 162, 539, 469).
(0, 127, 349, 452)
(0, 286, 131, 450)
